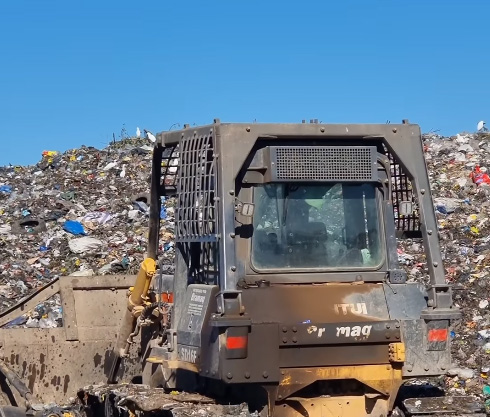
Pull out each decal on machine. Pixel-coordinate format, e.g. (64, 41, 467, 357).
(307, 324, 372, 339)
(178, 345, 199, 364)
(187, 288, 208, 317)
(334, 303, 368, 315)
(336, 325, 372, 338)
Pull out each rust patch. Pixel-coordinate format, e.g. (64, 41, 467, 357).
(9, 354, 14, 365)
(51, 376, 58, 386)
(28, 364, 36, 393)
(22, 361, 27, 377)
(51, 336, 56, 343)
(40, 353, 46, 364)
(40, 363, 46, 380)
(63, 375, 70, 394)
(15, 354, 19, 365)
(94, 353, 102, 368)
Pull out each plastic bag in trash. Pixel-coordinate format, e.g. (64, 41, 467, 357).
(63, 220, 86, 235)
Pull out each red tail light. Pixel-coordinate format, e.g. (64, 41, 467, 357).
(428, 328, 448, 342)
(226, 336, 247, 350)
(224, 328, 249, 359)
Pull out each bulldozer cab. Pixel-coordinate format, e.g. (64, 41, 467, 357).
(140, 120, 463, 416)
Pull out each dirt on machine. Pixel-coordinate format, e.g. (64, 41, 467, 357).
(0, 120, 485, 417)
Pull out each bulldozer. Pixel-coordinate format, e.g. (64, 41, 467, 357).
(0, 120, 485, 417)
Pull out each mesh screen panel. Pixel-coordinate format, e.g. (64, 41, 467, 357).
(384, 147, 421, 235)
(157, 133, 219, 285)
(272, 146, 376, 181)
(175, 134, 217, 242)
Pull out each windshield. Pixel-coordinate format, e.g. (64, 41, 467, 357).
(251, 183, 383, 270)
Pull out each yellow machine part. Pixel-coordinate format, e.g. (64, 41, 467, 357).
(277, 363, 404, 417)
(128, 257, 156, 316)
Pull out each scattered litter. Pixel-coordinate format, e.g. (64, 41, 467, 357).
(401, 130, 490, 399)
(0, 138, 176, 330)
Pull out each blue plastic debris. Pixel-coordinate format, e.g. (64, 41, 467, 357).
(450, 331, 456, 338)
(22, 209, 31, 217)
(121, 257, 130, 269)
(133, 200, 149, 213)
(40, 246, 49, 252)
(160, 196, 168, 219)
(436, 204, 448, 215)
(63, 220, 86, 236)
(0, 185, 12, 194)
(4, 316, 28, 328)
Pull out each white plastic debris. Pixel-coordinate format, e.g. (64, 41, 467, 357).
(0, 225, 11, 234)
(68, 237, 103, 254)
(447, 367, 475, 379)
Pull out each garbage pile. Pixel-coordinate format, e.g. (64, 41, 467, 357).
(0, 138, 176, 328)
(397, 131, 490, 401)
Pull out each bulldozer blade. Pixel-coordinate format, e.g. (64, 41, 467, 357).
(403, 395, 485, 415)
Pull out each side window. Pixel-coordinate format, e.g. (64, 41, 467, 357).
(254, 185, 279, 233)
(252, 186, 282, 268)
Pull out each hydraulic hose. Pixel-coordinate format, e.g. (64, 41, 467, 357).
(108, 258, 156, 383)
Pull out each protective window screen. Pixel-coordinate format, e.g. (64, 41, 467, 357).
(272, 146, 377, 181)
(176, 134, 217, 242)
(251, 183, 383, 270)
(384, 146, 420, 237)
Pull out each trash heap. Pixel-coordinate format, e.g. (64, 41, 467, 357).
(0, 138, 176, 328)
(397, 131, 490, 401)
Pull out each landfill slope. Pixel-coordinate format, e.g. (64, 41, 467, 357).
(399, 131, 490, 400)
(0, 139, 176, 328)
(2, 133, 490, 399)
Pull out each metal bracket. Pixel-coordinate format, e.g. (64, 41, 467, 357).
(420, 308, 461, 320)
(426, 284, 453, 309)
(216, 290, 245, 316)
(421, 285, 461, 320)
(389, 342, 406, 363)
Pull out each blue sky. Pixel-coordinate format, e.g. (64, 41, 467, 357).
(1, 1, 488, 166)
